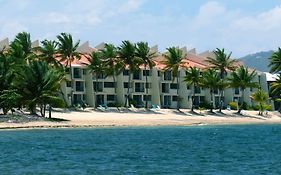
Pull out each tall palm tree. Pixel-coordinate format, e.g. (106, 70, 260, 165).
(251, 89, 269, 116)
(101, 43, 123, 105)
(201, 69, 221, 112)
(269, 47, 281, 73)
(162, 47, 185, 110)
(85, 51, 104, 108)
(206, 48, 238, 112)
(135, 42, 156, 108)
(57, 33, 81, 106)
(118, 41, 140, 107)
(183, 67, 202, 112)
(228, 66, 258, 114)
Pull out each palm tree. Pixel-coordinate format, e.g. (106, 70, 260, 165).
(201, 69, 221, 112)
(35, 40, 61, 68)
(183, 67, 202, 112)
(206, 48, 238, 112)
(16, 61, 65, 116)
(162, 47, 185, 110)
(85, 51, 104, 108)
(228, 66, 258, 114)
(57, 33, 81, 106)
(101, 43, 123, 106)
(269, 47, 281, 73)
(118, 41, 140, 107)
(251, 89, 269, 116)
(135, 42, 156, 108)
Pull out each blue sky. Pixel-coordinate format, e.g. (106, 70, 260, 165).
(1, 0, 281, 57)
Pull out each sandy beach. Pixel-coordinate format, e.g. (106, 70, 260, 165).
(1, 108, 281, 129)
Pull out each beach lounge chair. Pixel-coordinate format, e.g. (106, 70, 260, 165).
(151, 104, 161, 111)
(97, 105, 106, 112)
(130, 104, 137, 112)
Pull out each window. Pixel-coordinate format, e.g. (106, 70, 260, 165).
(123, 70, 129, 76)
(66, 81, 71, 87)
(135, 83, 144, 92)
(143, 70, 151, 76)
(164, 71, 172, 81)
(65, 68, 70, 74)
(162, 83, 169, 93)
(195, 86, 201, 94)
(93, 82, 103, 92)
(76, 81, 84, 92)
(107, 95, 115, 101)
(124, 82, 129, 88)
(104, 82, 115, 88)
(214, 89, 219, 94)
(143, 95, 151, 101)
(172, 96, 178, 101)
(186, 85, 190, 89)
(133, 71, 141, 80)
(234, 88, 239, 95)
(97, 73, 105, 79)
(83, 69, 87, 75)
(74, 68, 82, 79)
(158, 71, 161, 77)
(146, 83, 151, 89)
(170, 83, 178, 89)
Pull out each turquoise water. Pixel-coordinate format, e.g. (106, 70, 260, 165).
(0, 125, 281, 174)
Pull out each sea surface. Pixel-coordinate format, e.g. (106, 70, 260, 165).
(0, 125, 281, 174)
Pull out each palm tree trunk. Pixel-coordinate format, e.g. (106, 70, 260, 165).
(94, 73, 98, 109)
(191, 84, 195, 112)
(219, 89, 223, 112)
(112, 73, 119, 110)
(210, 90, 214, 112)
(176, 75, 180, 110)
(69, 63, 74, 106)
(125, 73, 131, 108)
(238, 89, 245, 114)
(145, 65, 148, 109)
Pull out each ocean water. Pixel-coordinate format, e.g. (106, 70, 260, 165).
(0, 125, 281, 175)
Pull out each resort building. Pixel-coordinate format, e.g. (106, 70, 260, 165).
(0, 38, 272, 109)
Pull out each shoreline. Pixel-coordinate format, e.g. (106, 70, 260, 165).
(1, 109, 281, 130)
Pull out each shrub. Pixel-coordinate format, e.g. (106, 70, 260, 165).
(229, 102, 238, 110)
(199, 101, 213, 110)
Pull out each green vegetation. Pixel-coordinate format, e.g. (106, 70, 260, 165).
(1, 31, 274, 118)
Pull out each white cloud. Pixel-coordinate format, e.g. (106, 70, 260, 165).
(0, 22, 28, 39)
(119, 0, 144, 13)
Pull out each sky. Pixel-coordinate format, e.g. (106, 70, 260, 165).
(1, 0, 281, 57)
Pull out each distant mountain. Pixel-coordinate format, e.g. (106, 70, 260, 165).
(239, 50, 274, 72)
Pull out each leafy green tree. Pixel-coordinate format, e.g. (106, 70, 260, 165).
(184, 67, 202, 112)
(16, 61, 65, 116)
(269, 47, 281, 73)
(251, 89, 269, 116)
(35, 40, 61, 68)
(118, 41, 141, 107)
(135, 42, 156, 108)
(201, 69, 221, 112)
(85, 51, 105, 108)
(162, 47, 185, 110)
(0, 90, 21, 115)
(206, 48, 237, 112)
(228, 66, 258, 114)
(57, 33, 81, 105)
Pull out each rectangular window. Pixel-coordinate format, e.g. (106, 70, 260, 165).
(83, 69, 87, 75)
(164, 71, 172, 81)
(124, 82, 129, 88)
(93, 82, 103, 92)
(234, 88, 239, 95)
(143, 95, 152, 101)
(135, 82, 144, 92)
(170, 83, 178, 89)
(158, 71, 161, 77)
(146, 83, 151, 89)
(143, 70, 151, 76)
(186, 85, 190, 89)
(104, 82, 115, 88)
(75, 81, 84, 92)
(97, 73, 105, 79)
(123, 70, 129, 76)
(162, 83, 169, 93)
(172, 96, 178, 102)
(107, 95, 115, 101)
(74, 68, 82, 79)
(133, 71, 141, 80)
(195, 86, 201, 94)
(66, 81, 71, 87)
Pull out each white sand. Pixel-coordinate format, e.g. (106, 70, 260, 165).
(1, 108, 281, 129)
